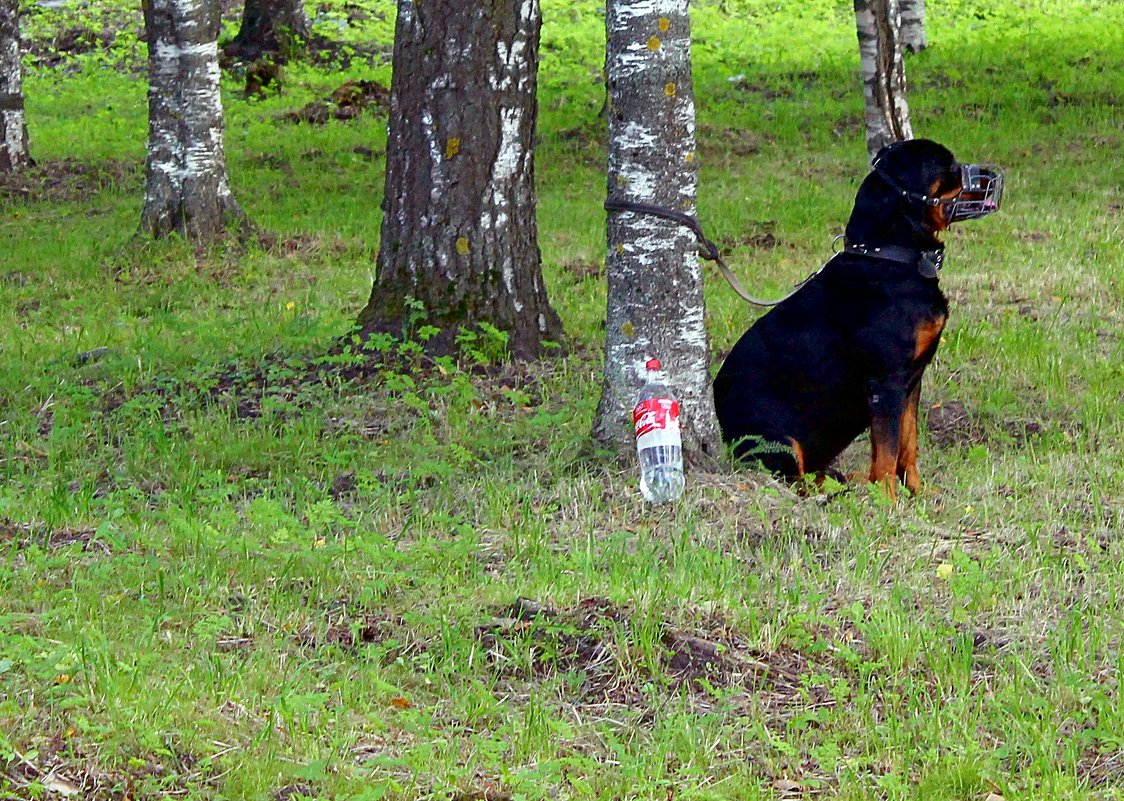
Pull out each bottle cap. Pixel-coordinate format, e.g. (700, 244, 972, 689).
(646, 358, 661, 371)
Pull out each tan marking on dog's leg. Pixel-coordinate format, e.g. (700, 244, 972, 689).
(787, 437, 806, 478)
(897, 383, 922, 494)
(869, 418, 900, 502)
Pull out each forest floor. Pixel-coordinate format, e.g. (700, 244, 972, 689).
(1, 0, 1123, 799)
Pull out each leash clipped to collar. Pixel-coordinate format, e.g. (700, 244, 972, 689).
(604, 197, 823, 308)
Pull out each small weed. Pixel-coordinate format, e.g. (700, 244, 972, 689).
(456, 322, 510, 366)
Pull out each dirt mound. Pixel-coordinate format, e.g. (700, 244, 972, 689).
(925, 400, 982, 446)
(280, 80, 390, 124)
(475, 597, 820, 706)
(926, 399, 1049, 448)
(106, 342, 554, 430)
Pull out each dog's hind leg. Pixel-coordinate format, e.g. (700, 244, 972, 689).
(787, 437, 807, 478)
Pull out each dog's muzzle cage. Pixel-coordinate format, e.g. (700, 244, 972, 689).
(947, 164, 1004, 223)
(874, 161, 1004, 223)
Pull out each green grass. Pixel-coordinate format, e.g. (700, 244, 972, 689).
(2, 0, 1123, 798)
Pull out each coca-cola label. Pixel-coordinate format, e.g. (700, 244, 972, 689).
(633, 398, 681, 439)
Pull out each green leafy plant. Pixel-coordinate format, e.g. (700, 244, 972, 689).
(455, 322, 510, 366)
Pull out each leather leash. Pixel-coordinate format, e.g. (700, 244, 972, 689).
(605, 198, 943, 306)
(604, 197, 819, 308)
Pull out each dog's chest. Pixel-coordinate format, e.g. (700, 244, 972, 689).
(911, 313, 947, 364)
(836, 271, 949, 369)
(908, 280, 948, 352)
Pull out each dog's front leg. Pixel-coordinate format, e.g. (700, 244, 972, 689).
(867, 379, 907, 499)
(896, 382, 923, 494)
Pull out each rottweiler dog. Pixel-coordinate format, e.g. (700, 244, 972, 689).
(713, 139, 1003, 496)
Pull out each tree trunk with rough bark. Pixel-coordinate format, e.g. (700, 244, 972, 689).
(855, 0, 913, 164)
(593, 0, 722, 461)
(900, 0, 927, 54)
(226, 0, 310, 61)
(141, 0, 250, 242)
(0, 0, 31, 173)
(355, 0, 563, 360)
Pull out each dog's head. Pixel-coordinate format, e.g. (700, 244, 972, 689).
(848, 140, 1004, 245)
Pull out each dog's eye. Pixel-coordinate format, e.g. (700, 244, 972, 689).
(936, 172, 962, 196)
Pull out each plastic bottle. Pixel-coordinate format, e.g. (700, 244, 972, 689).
(632, 358, 685, 504)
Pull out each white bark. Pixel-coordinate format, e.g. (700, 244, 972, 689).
(900, 0, 927, 54)
(141, 0, 249, 241)
(595, 0, 721, 460)
(0, 0, 31, 172)
(855, 0, 913, 164)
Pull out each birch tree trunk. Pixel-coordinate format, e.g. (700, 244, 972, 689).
(0, 0, 31, 173)
(141, 0, 251, 242)
(594, 0, 722, 460)
(355, 0, 563, 360)
(854, 0, 913, 164)
(226, 0, 310, 60)
(900, 0, 927, 54)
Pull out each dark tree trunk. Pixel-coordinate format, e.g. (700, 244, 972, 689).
(227, 0, 310, 61)
(855, 0, 913, 163)
(593, 0, 722, 459)
(0, 0, 31, 172)
(900, 0, 927, 54)
(356, 0, 563, 360)
(141, 0, 251, 242)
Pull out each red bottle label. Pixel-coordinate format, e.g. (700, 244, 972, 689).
(633, 398, 681, 439)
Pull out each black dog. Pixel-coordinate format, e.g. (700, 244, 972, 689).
(713, 139, 1003, 496)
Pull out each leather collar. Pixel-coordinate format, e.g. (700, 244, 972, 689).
(843, 242, 944, 279)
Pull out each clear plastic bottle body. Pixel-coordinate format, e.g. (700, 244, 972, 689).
(633, 361, 685, 504)
(638, 440, 685, 503)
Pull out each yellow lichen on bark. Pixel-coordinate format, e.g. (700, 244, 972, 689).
(455, 237, 470, 254)
(658, 17, 670, 31)
(664, 83, 676, 96)
(647, 36, 661, 50)
(445, 137, 461, 159)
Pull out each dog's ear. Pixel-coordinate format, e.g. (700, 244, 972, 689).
(872, 140, 906, 166)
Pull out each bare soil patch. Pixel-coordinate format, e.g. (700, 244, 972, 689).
(926, 400, 982, 446)
(106, 343, 556, 434)
(294, 600, 426, 662)
(1078, 748, 1124, 790)
(0, 158, 141, 203)
(560, 258, 603, 283)
(0, 520, 108, 554)
(721, 219, 785, 252)
(450, 784, 513, 801)
(0, 728, 190, 801)
(926, 399, 1051, 449)
(475, 597, 848, 709)
(279, 79, 390, 124)
(697, 123, 774, 158)
(274, 781, 318, 801)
